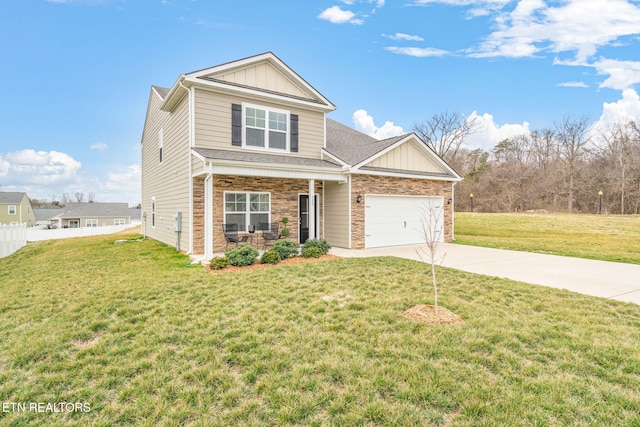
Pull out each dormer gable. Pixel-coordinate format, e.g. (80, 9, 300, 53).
(162, 52, 335, 113)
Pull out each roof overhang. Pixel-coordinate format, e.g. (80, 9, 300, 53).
(349, 168, 463, 182)
(192, 149, 347, 183)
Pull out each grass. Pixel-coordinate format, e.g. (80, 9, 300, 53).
(454, 212, 640, 264)
(1, 232, 639, 425)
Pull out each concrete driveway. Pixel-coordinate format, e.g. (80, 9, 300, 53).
(330, 243, 640, 305)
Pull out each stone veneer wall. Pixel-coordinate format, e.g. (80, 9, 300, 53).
(350, 174, 454, 249)
(200, 175, 323, 254)
(192, 176, 205, 254)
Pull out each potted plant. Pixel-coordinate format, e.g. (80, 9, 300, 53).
(281, 217, 290, 238)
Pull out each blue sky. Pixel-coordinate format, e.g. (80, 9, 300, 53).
(1, 0, 639, 205)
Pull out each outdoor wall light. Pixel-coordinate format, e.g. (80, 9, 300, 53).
(447, 198, 452, 205)
(356, 195, 362, 204)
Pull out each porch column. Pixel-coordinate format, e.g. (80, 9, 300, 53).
(204, 174, 213, 259)
(308, 179, 315, 241)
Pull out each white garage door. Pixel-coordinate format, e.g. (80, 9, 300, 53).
(364, 195, 444, 248)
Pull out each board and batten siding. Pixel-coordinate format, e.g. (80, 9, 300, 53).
(193, 88, 325, 159)
(323, 179, 350, 249)
(141, 89, 191, 251)
(366, 140, 442, 173)
(213, 62, 310, 100)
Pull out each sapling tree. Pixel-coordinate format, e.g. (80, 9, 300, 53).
(417, 200, 445, 314)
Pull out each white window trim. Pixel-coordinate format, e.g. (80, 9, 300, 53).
(114, 218, 126, 225)
(159, 128, 164, 165)
(86, 219, 98, 227)
(8, 205, 16, 215)
(151, 197, 156, 228)
(242, 103, 290, 153)
(223, 191, 271, 233)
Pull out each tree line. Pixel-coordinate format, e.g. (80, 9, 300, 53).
(414, 112, 640, 214)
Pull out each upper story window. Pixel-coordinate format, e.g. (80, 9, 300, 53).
(8, 205, 16, 215)
(243, 104, 289, 152)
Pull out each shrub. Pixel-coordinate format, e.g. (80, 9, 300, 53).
(281, 217, 290, 237)
(302, 238, 331, 255)
(302, 246, 323, 258)
(272, 239, 299, 259)
(224, 244, 259, 267)
(261, 250, 281, 265)
(209, 256, 229, 270)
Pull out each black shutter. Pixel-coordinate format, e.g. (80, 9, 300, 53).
(290, 114, 299, 152)
(232, 104, 242, 146)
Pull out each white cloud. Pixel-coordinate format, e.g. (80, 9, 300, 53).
(556, 81, 589, 88)
(464, 111, 531, 151)
(383, 33, 424, 41)
(0, 149, 82, 186)
(593, 58, 640, 90)
(318, 6, 364, 25)
(468, 0, 640, 62)
(90, 142, 109, 152)
(384, 46, 448, 57)
(592, 88, 640, 133)
(353, 110, 405, 140)
(92, 164, 141, 203)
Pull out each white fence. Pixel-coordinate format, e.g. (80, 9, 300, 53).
(26, 221, 140, 242)
(0, 223, 27, 259)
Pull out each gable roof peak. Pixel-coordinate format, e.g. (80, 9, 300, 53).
(0, 192, 28, 204)
(160, 52, 335, 112)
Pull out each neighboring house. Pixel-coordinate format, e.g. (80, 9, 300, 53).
(34, 207, 64, 228)
(141, 52, 461, 258)
(54, 203, 131, 228)
(0, 192, 36, 226)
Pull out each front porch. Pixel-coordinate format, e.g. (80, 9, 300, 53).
(193, 175, 325, 255)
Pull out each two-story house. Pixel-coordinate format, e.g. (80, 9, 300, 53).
(141, 52, 461, 259)
(0, 192, 36, 227)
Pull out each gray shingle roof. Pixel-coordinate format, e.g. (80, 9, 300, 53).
(153, 86, 170, 100)
(0, 192, 27, 204)
(325, 119, 409, 165)
(193, 148, 343, 170)
(60, 203, 131, 218)
(34, 208, 63, 221)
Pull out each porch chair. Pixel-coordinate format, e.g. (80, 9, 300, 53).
(222, 223, 249, 248)
(259, 222, 280, 249)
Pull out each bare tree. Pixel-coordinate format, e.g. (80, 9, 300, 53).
(493, 135, 535, 212)
(417, 200, 445, 314)
(413, 111, 480, 163)
(88, 192, 96, 203)
(74, 192, 85, 203)
(555, 115, 591, 213)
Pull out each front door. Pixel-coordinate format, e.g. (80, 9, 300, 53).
(298, 194, 318, 244)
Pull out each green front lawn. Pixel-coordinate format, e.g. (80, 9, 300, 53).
(454, 212, 640, 264)
(1, 233, 639, 426)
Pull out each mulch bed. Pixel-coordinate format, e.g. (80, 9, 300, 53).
(209, 254, 340, 274)
(402, 304, 464, 325)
